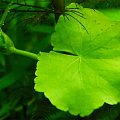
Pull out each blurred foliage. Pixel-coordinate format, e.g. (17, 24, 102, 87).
(0, 0, 120, 120)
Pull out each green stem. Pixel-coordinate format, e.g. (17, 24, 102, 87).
(0, 2, 13, 27)
(9, 47, 38, 60)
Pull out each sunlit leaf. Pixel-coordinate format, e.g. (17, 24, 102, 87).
(35, 4, 120, 116)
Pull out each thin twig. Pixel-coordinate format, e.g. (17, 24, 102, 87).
(2, 0, 47, 9)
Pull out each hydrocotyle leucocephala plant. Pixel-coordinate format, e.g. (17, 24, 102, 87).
(1, 1, 120, 118)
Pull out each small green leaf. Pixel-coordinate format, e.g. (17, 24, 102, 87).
(35, 4, 120, 117)
(0, 28, 14, 54)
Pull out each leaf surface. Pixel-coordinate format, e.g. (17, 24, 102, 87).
(35, 4, 120, 116)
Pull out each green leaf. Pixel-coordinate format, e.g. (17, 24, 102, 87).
(35, 4, 120, 117)
(0, 28, 14, 54)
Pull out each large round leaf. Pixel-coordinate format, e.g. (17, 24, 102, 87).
(35, 4, 120, 116)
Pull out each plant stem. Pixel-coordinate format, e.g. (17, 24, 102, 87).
(9, 47, 38, 60)
(0, 2, 13, 27)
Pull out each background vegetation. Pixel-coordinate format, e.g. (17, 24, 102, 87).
(0, 0, 120, 120)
